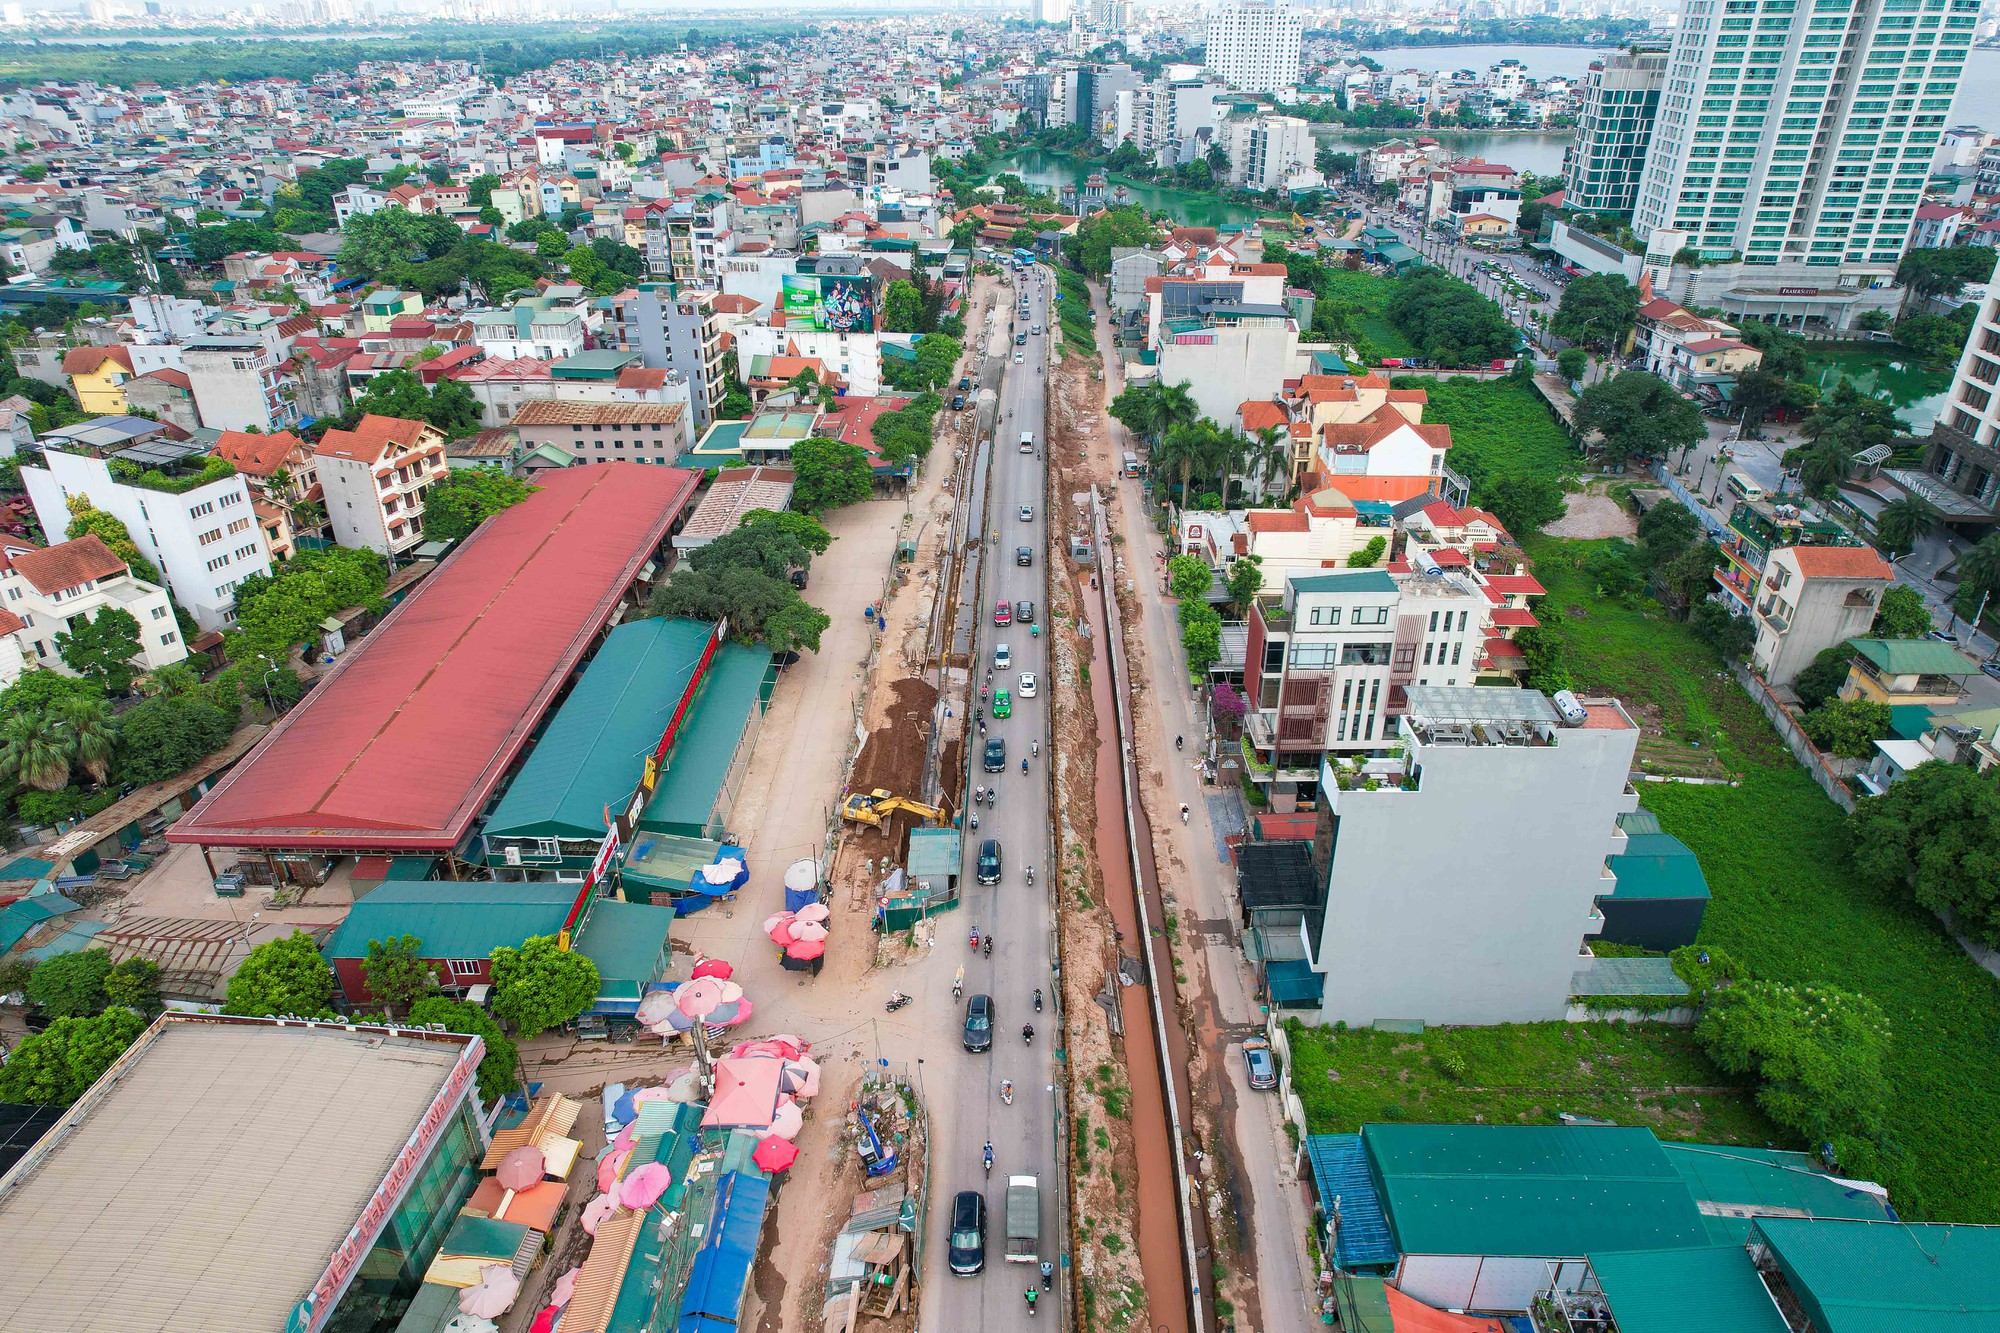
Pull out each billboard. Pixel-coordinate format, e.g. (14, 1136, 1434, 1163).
(781, 273, 876, 333)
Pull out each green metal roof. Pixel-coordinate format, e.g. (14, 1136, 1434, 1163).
(484, 619, 717, 844)
(0, 892, 79, 954)
(1757, 1218, 2000, 1333)
(321, 881, 573, 961)
(574, 897, 675, 1002)
(637, 641, 770, 837)
(552, 349, 643, 380)
(1290, 570, 1399, 595)
(1364, 1124, 1711, 1258)
(1591, 1246, 1789, 1333)
(1886, 703, 1936, 740)
(1848, 638, 1975, 677)
(1660, 1144, 1890, 1240)
(906, 827, 961, 881)
(1617, 809, 1665, 836)
(1606, 833, 1711, 901)
(693, 419, 752, 457)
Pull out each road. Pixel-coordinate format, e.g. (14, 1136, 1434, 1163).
(928, 263, 1061, 1329)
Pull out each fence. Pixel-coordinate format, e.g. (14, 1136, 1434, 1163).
(1731, 662, 1857, 813)
(1650, 463, 1732, 542)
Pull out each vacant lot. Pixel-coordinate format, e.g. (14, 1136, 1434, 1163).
(1318, 268, 1416, 360)
(1407, 376, 1581, 493)
(1530, 534, 2000, 1223)
(1286, 1021, 1777, 1147)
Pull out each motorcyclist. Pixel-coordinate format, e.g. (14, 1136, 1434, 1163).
(1022, 1023, 1035, 1044)
(984, 1141, 994, 1173)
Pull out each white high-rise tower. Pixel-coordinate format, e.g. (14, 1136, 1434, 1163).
(1204, 0, 1303, 96)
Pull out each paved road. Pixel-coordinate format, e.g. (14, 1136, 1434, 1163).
(928, 264, 1061, 1330)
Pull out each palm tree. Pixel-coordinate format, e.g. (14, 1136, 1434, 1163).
(1252, 423, 1293, 503)
(1145, 381, 1199, 447)
(1151, 425, 1198, 508)
(49, 695, 115, 786)
(1213, 429, 1254, 505)
(1798, 436, 1855, 497)
(1872, 496, 1936, 560)
(1952, 531, 2000, 615)
(138, 662, 200, 699)
(0, 711, 71, 792)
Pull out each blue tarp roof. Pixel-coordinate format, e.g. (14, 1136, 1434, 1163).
(1305, 1133, 1397, 1269)
(1266, 958, 1325, 1004)
(676, 1171, 771, 1328)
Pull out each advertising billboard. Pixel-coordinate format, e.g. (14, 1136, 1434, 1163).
(780, 273, 876, 333)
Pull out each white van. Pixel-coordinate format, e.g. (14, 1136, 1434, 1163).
(1020, 431, 1035, 454)
(1725, 472, 1764, 504)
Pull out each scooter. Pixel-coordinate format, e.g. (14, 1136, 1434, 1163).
(984, 1141, 994, 1176)
(1020, 758, 1029, 775)
(969, 927, 981, 951)
(886, 992, 912, 1012)
(1033, 988, 1043, 1012)
(1021, 1024, 1034, 1045)
(984, 936, 993, 958)
(1026, 866, 1035, 886)
(1000, 1079, 1014, 1105)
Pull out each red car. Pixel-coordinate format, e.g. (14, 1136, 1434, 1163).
(994, 600, 1012, 625)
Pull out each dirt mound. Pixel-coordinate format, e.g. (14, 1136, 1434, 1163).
(850, 676, 938, 796)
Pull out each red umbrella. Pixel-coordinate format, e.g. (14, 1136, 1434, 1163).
(751, 1135, 800, 1173)
(784, 938, 826, 961)
(495, 1146, 545, 1191)
(690, 958, 735, 981)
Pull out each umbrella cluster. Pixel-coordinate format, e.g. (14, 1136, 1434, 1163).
(764, 900, 832, 961)
(635, 966, 756, 1038)
(697, 1035, 822, 1176)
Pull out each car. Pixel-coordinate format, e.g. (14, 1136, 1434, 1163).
(1014, 599, 1035, 624)
(958, 376, 972, 392)
(992, 687, 1012, 718)
(984, 737, 1006, 772)
(977, 838, 1002, 884)
(1015, 332, 1027, 345)
(963, 993, 994, 1052)
(951, 393, 965, 410)
(1984, 659, 2000, 681)
(995, 642, 1012, 670)
(994, 599, 1012, 625)
(1243, 1037, 1278, 1090)
(1019, 504, 1034, 522)
(1014, 352, 1023, 363)
(1032, 324, 1042, 335)
(1017, 545, 1033, 566)
(948, 1190, 987, 1275)
(1928, 628, 1961, 645)
(1018, 672, 1037, 697)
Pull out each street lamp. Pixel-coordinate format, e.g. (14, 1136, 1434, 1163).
(255, 653, 284, 715)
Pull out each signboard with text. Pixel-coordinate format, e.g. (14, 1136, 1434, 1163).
(780, 273, 876, 333)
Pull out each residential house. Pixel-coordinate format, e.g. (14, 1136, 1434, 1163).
(119, 368, 200, 434)
(1713, 497, 1859, 618)
(1840, 637, 1976, 708)
(62, 345, 134, 415)
(471, 295, 588, 362)
(0, 394, 36, 458)
(512, 400, 690, 466)
(611, 285, 730, 429)
(357, 290, 424, 334)
(314, 414, 449, 558)
(1750, 545, 1895, 687)
(0, 534, 186, 687)
(212, 429, 322, 562)
(1633, 296, 1761, 397)
(183, 335, 298, 433)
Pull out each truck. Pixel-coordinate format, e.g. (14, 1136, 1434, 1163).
(1005, 1174, 1040, 1262)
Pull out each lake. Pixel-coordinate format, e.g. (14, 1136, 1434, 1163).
(990, 150, 1268, 227)
(1804, 348, 1954, 433)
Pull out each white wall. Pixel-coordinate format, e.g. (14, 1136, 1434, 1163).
(1156, 322, 1298, 430)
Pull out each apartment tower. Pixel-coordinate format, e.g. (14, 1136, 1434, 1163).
(1204, 0, 1304, 96)
(1563, 49, 1669, 214)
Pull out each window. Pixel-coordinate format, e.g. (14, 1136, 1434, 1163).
(1308, 606, 1340, 626)
(447, 958, 483, 977)
(198, 528, 223, 546)
(227, 517, 251, 535)
(1451, 642, 1463, 666)
(159, 631, 176, 646)
(1423, 643, 1435, 665)
(150, 605, 167, 620)
(1351, 606, 1390, 626)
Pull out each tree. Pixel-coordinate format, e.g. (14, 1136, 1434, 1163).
(1691, 599, 1754, 659)
(490, 935, 600, 1037)
(1801, 383, 1900, 457)
(1180, 603, 1222, 675)
(1851, 760, 2000, 945)
(1660, 541, 1726, 610)
(26, 947, 112, 1018)
(337, 209, 463, 278)
(1800, 698, 1892, 759)
(1383, 267, 1518, 364)
(790, 437, 874, 515)
(422, 466, 536, 543)
(55, 607, 144, 695)
(116, 694, 238, 784)
(1954, 530, 2000, 618)
(536, 230, 572, 260)
(1637, 500, 1700, 568)
(1069, 204, 1155, 276)
(1794, 643, 1854, 711)
(880, 279, 925, 333)
(1482, 474, 1567, 538)
(738, 508, 833, 555)
(1872, 497, 1935, 560)
(1732, 369, 1815, 438)
(1347, 535, 1388, 568)
(1551, 273, 1640, 354)
(0, 1008, 146, 1105)
(409, 995, 519, 1104)
(1696, 979, 1891, 1150)
(345, 370, 483, 436)
(1556, 347, 1588, 383)
(763, 599, 832, 656)
(0, 711, 73, 791)
(1895, 246, 1996, 301)
(1574, 371, 1704, 469)
(466, 173, 500, 207)
(1109, 380, 1197, 451)
(1514, 624, 1575, 694)
(1167, 553, 1212, 602)
(1872, 584, 1934, 640)
(228, 546, 388, 664)
(1225, 555, 1263, 615)
(1797, 435, 1856, 498)
(48, 693, 114, 785)
(103, 956, 162, 1016)
(1587, 541, 1643, 600)
(363, 934, 435, 1013)
(223, 930, 336, 1019)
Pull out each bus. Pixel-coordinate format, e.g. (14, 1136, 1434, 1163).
(1122, 451, 1143, 478)
(1725, 472, 1764, 504)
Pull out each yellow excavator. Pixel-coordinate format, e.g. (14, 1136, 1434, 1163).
(842, 789, 948, 828)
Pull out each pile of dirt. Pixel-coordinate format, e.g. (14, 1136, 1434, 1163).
(849, 676, 939, 797)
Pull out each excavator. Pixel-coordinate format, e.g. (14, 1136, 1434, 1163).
(841, 789, 948, 829)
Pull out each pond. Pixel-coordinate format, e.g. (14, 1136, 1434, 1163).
(1803, 347, 1954, 433)
(989, 150, 1267, 228)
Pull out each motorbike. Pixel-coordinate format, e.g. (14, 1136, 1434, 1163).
(984, 936, 993, 957)
(1031, 739, 1039, 757)
(1020, 758, 1029, 775)
(1025, 866, 1035, 886)
(886, 992, 912, 1012)
(1021, 1024, 1034, 1045)
(1000, 1079, 1014, 1105)
(969, 927, 980, 951)
(984, 1142, 994, 1176)
(970, 812, 979, 830)
(1033, 988, 1043, 1012)
(1025, 1289, 1039, 1316)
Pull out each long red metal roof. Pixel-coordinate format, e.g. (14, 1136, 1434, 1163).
(169, 462, 697, 853)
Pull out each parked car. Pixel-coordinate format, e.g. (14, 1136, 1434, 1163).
(949, 1190, 988, 1275)
(958, 376, 972, 392)
(1983, 660, 2000, 682)
(1243, 1037, 1277, 1090)
(963, 993, 994, 1052)
(952, 394, 965, 410)
(977, 839, 1002, 884)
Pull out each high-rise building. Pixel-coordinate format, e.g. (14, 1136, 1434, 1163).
(1562, 49, 1667, 215)
(1034, 0, 1071, 24)
(1140, 75, 1228, 167)
(1204, 0, 1304, 96)
(1226, 113, 1316, 192)
(1909, 251, 2000, 522)
(1633, 0, 1975, 282)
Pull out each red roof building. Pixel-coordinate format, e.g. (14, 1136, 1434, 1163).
(168, 463, 700, 858)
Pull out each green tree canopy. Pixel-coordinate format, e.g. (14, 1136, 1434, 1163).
(790, 437, 874, 515)
(422, 466, 536, 543)
(1556, 347, 1588, 382)
(223, 930, 336, 1019)
(1691, 599, 1754, 659)
(1871, 584, 1934, 640)
(1637, 500, 1701, 568)
(117, 693, 238, 785)
(1872, 497, 1935, 560)
(1482, 474, 1567, 539)
(1167, 553, 1212, 602)
(1574, 371, 1705, 469)
(339, 369, 484, 436)
(1551, 273, 1639, 353)
(1225, 555, 1263, 615)
(490, 935, 600, 1037)
(26, 947, 112, 1018)
(1383, 267, 1518, 365)
(1896, 246, 1996, 300)
(880, 279, 925, 333)
(0, 1008, 146, 1105)
(338, 209, 464, 278)
(1793, 642, 1854, 711)
(409, 995, 519, 1104)
(1696, 979, 1892, 1152)
(103, 956, 162, 1016)
(1851, 760, 2000, 947)
(363, 933, 435, 1013)
(1069, 204, 1155, 276)
(56, 607, 145, 695)
(1800, 698, 1892, 759)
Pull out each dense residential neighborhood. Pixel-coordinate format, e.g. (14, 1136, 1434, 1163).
(0, 3, 1998, 1333)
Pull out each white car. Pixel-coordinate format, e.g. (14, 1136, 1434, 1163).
(1018, 672, 1037, 698)
(994, 643, 1012, 670)
(1014, 352, 1023, 363)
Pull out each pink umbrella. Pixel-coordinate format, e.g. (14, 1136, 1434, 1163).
(581, 1192, 620, 1235)
(785, 938, 826, 961)
(675, 976, 727, 1018)
(780, 1057, 821, 1099)
(690, 958, 735, 981)
(767, 1033, 811, 1053)
(619, 1160, 674, 1210)
(613, 1120, 639, 1156)
(795, 901, 832, 924)
(635, 990, 678, 1026)
(731, 1037, 803, 1060)
(632, 1084, 682, 1107)
(760, 911, 795, 935)
(457, 1266, 521, 1319)
(495, 1146, 545, 1191)
(768, 1099, 805, 1139)
(528, 1310, 557, 1333)
(751, 1135, 800, 1173)
(548, 1267, 582, 1310)
(789, 920, 830, 943)
(766, 919, 797, 946)
(595, 1147, 629, 1193)
(714, 997, 755, 1027)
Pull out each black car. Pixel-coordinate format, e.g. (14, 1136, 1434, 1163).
(958, 376, 972, 392)
(1014, 599, 1036, 624)
(963, 993, 994, 1052)
(977, 838, 1002, 885)
(1016, 545, 1032, 567)
(952, 393, 965, 410)
(984, 737, 1006, 772)
(948, 1190, 987, 1275)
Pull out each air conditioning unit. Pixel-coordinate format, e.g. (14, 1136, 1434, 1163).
(503, 846, 522, 866)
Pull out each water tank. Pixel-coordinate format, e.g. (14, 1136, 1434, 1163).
(1552, 690, 1589, 727)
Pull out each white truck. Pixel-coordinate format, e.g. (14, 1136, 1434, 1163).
(1020, 430, 1035, 454)
(1005, 1174, 1040, 1262)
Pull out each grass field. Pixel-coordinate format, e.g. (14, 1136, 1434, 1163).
(1408, 376, 1583, 491)
(1286, 1021, 1779, 1147)
(1055, 268, 1097, 356)
(1316, 269, 1416, 359)
(1528, 535, 2000, 1223)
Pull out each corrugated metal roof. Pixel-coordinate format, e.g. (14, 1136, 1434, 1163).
(321, 881, 574, 962)
(638, 642, 771, 836)
(1305, 1133, 1398, 1268)
(1759, 1218, 2000, 1333)
(1591, 1246, 1789, 1333)
(1364, 1124, 1711, 1258)
(575, 898, 676, 1003)
(1660, 1144, 1891, 1240)
(565, 1209, 646, 1333)
(484, 618, 716, 844)
(1605, 833, 1711, 901)
(169, 463, 699, 853)
(1848, 638, 1975, 677)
